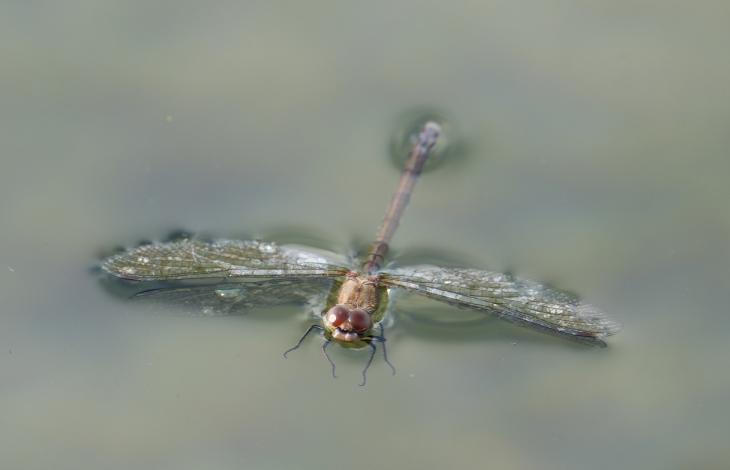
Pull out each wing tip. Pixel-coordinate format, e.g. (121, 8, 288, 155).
(99, 247, 150, 281)
(99, 259, 143, 281)
(576, 303, 622, 338)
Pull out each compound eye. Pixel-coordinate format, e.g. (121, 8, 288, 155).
(325, 305, 349, 327)
(349, 309, 371, 333)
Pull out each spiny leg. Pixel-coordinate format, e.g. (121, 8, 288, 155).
(378, 323, 396, 376)
(282, 324, 323, 358)
(368, 337, 395, 376)
(322, 340, 337, 378)
(359, 342, 377, 387)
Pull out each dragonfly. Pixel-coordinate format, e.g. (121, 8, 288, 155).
(101, 121, 620, 385)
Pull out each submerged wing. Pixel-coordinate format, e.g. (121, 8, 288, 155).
(101, 239, 349, 281)
(380, 266, 620, 341)
(132, 278, 333, 316)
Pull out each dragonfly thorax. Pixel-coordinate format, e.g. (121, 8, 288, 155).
(335, 273, 380, 312)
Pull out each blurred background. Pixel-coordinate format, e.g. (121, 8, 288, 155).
(1, 2, 729, 469)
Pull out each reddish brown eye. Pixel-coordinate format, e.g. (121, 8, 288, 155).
(325, 305, 349, 327)
(349, 309, 371, 333)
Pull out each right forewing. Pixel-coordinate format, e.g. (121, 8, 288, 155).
(380, 266, 620, 340)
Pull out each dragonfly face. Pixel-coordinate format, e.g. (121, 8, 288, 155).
(322, 272, 387, 345)
(323, 305, 371, 343)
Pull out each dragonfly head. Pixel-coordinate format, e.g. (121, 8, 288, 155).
(323, 304, 372, 343)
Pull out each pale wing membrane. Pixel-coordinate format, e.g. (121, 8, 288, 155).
(381, 266, 620, 341)
(101, 239, 349, 281)
(132, 278, 333, 316)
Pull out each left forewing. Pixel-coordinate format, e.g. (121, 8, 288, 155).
(380, 266, 620, 340)
(101, 239, 349, 281)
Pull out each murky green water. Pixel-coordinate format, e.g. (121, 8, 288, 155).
(2, 2, 729, 469)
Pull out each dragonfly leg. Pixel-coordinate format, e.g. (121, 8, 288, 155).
(322, 340, 337, 379)
(282, 324, 323, 358)
(359, 342, 377, 387)
(378, 324, 396, 376)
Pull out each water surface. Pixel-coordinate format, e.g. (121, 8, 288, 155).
(2, 2, 729, 469)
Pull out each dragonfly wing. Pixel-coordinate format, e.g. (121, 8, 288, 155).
(132, 278, 333, 316)
(101, 239, 349, 281)
(380, 266, 620, 341)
